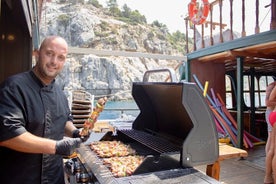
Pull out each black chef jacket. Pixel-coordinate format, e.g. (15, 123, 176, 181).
(0, 70, 73, 184)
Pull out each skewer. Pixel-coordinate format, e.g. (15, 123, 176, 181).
(80, 96, 108, 137)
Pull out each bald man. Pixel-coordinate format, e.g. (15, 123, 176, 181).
(0, 36, 82, 184)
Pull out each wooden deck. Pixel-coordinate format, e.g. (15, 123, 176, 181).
(195, 144, 266, 184)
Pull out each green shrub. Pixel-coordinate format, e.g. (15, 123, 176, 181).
(87, 0, 102, 8)
(57, 14, 70, 27)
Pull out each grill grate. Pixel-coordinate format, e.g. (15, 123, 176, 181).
(120, 129, 180, 154)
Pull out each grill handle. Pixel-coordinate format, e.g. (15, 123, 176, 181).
(143, 68, 177, 82)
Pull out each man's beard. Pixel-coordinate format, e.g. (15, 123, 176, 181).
(39, 63, 59, 80)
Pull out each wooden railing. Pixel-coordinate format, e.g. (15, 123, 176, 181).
(184, 0, 276, 52)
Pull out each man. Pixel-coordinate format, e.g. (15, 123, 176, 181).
(264, 79, 276, 184)
(0, 36, 83, 184)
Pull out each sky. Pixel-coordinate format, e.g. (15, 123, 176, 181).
(98, 0, 188, 33)
(98, 0, 272, 36)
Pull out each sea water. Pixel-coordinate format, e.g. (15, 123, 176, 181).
(98, 100, 140, 120)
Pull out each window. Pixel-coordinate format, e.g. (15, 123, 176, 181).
(259, 76, 275, 106)
(226, 75, 275, 109)
(225, 75, 233, 108)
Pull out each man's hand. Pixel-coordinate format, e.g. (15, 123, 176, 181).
(72, 129, 90, 142)
(55, 138, 82, 156)
(72, 129, 81, 138)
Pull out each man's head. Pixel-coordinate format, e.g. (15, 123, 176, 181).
(33, 36, 68, 85)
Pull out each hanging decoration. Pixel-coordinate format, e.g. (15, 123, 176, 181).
(188, 0, 210, 25)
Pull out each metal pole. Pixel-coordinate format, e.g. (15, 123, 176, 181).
(237, 57, 244, 148)
(185, 59, 191, 82)
(249, 68, 256, 135)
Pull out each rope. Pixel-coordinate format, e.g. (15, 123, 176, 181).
(260, 7, 270, 27)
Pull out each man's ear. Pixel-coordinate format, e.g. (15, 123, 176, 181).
(32, 49, 39, 62)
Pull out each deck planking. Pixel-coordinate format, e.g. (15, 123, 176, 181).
(195, 144, 266, 184)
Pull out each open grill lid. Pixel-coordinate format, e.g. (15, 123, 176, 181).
(131, 81, 219, 167)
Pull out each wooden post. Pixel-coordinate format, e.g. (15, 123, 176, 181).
(271, 0, 276, 29)
(201, 24, 205, 48)
(210, 5, 213, 46)
(185, 18, 189, 53)
(230, 0, 234, 40)
(206, 160, 220, 180)
(193, 24, 196, 51)
(219, 0, 223, 43)
(255, 0, 260, 33)
(242, 0, 246, 36)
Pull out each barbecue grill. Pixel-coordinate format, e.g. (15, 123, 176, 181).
(66, 81, 220, 184)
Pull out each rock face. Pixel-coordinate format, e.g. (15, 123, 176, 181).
(40, 1, 183, 100)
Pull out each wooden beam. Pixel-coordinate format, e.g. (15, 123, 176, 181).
(204, 21, 227, 29)
(196, 51, 234, 62)
(230, 50, 276, 59)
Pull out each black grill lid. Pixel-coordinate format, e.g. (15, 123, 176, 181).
(131, 81, 218, 167)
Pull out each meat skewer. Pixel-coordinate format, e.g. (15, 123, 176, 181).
(80, 96, 108, 137)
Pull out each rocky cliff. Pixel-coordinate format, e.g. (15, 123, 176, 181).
(40, 1, 186, 100)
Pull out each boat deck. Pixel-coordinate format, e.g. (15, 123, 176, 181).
(195, 144, 266, 184)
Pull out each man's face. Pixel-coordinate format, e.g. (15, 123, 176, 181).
(37, 38, 68, 82)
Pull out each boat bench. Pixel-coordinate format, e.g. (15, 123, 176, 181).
(206, 143, 248, 180)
